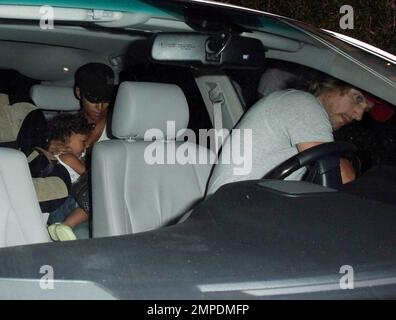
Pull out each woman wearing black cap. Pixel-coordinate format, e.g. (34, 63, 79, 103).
(74, 63, 116, 146)
(48, 62, 116, 154)
(44, 63, 116, 240)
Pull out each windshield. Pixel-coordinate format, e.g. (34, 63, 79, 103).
(277, 19, 396, 86)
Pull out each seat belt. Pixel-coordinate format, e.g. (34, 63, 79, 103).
(208, 82, 226, 154)
(177, 84, 225, 226)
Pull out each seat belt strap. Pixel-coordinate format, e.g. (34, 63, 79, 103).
(213, 101, 225, 154)
(213, 100, 223, 130)
(208, 83, 225, 154)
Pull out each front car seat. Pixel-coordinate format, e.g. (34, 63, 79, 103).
(92, 82, 215, 237)
(0, 148, 50, 247)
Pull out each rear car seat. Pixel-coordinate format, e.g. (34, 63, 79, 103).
(0, 93, 8, 106)
(0, 90, 47, 154)
(0, 93, 14, 146)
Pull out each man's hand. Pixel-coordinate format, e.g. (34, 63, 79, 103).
(297, 141, 356, 184)
(47, 139, 72, 155)
(339, 158, 356, 184)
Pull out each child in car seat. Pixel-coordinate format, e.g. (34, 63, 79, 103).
(45, 113, 93, 241)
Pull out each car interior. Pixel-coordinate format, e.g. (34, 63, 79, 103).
(0, 2, 396, 250)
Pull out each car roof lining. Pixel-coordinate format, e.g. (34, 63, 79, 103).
(0, 22, 147, 81)
(0, 19, 311, 83)
(0, 5, 395, 106)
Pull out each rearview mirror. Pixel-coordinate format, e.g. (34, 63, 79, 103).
(150, 33, 266, 68)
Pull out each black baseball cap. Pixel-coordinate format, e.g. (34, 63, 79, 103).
(75, 63, 115, 103)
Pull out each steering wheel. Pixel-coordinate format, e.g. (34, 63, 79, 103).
(263, 141, 358, 189)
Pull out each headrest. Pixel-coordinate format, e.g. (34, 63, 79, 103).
(258, 68, 296, 97)
(30, 85, 80, 111)
(112, 82, 189, 140)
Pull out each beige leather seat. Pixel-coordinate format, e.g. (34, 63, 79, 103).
(0, 93, 9, 106)
(92, 82, 215, 237)
(0, 99, 38, 145)
(0, 148, 50, 247)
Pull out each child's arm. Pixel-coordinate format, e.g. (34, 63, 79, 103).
(59, 153, 86, 175)
(47, 139, 72, 155)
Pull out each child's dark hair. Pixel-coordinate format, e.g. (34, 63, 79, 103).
(47, 112, 93, 142)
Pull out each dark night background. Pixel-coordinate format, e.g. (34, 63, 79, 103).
(217, 0, 396, 54)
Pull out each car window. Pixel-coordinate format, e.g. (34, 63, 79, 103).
(322, 30, 396, 83)
(0, 69, 39, 105)
(290, 21, 396, 86)
(226, 68, 264, 110)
